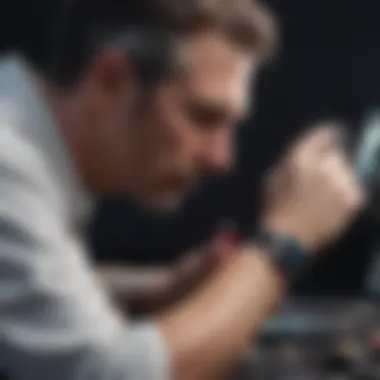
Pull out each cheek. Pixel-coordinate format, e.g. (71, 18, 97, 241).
(150, 108, 197, 164)
(166, 121, 202, 168)
(95, 113, 122, 158)
(103, 110, 138, 164)
(148, 90, 204, 170)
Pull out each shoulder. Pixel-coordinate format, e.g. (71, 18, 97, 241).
(0, 124, 49, 189)
(0, 119, 63, 223)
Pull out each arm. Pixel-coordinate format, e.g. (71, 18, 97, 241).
(158, 245, 285, 380)
(1, 127, 363, 380)
(0, 153, 284, 380)
(154, 125, 366, 380)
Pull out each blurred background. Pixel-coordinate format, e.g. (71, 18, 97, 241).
(3, 0, 380, 378)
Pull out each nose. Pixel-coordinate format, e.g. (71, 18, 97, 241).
(201, 131, 235, 174)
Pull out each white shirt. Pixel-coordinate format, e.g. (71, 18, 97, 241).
(0, 54, 170, 380)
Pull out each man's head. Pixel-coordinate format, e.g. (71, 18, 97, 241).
(29, 0, 276, 211)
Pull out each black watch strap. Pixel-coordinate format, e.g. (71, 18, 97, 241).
(248, 230, 312, 281)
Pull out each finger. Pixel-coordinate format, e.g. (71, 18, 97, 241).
(293, 122, 347, 161)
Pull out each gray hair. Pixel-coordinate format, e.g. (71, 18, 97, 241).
(96, 28, 187, 87)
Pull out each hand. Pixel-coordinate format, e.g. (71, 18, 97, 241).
(262, 123, 365, 253)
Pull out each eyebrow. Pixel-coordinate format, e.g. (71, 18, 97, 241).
(191, 95, 247, 121)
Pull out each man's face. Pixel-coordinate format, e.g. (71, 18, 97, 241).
(89, 30, 255, 210)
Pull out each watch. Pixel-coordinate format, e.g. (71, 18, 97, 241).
(249, 230, 312, 281)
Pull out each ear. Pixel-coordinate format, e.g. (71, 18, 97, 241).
(85, 49, 135, 110)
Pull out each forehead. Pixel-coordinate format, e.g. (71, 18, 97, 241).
(178, 30, 256, 111)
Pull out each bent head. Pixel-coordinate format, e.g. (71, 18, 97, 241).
(87, 29, 258, 210)
(37, 0, 276, 211)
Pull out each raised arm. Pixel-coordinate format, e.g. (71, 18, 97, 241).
(1, 127, 363, 380)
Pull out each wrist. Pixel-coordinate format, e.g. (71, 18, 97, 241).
(262, 214, 317, 254)
(243, 228, 313, 283)
(240, 243, 287, 282)
(239, 245, 288, 304)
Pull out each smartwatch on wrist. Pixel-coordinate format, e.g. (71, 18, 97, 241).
(247, 230, 312, 281)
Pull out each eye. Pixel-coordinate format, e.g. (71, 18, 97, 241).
(187, 102, 228, 129)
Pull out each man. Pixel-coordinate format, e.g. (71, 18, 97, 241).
(0, 1, 364, 380)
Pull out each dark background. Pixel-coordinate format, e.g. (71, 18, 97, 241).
(3, 0, 380, 295)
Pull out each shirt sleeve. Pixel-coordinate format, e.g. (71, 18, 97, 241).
(0, 146, 171, 380)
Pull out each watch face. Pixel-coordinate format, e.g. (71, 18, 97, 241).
(253, 231, 311, 280)
(275, 237, 309, 277)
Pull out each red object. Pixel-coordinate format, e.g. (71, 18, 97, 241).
(212, 224, 240, 262)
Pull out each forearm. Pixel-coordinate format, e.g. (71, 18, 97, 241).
(157, 245, 286, 380)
